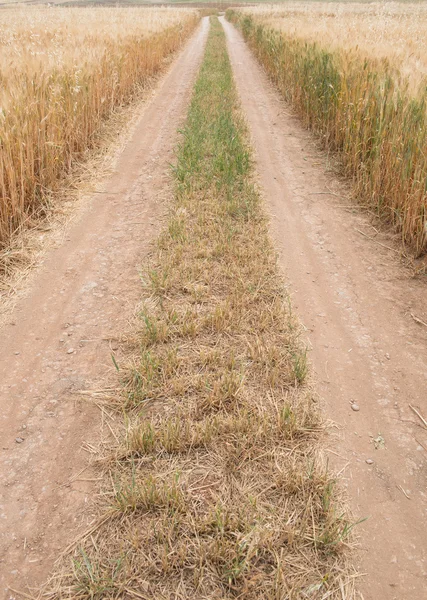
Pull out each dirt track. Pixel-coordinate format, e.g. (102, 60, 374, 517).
(220, 16, 427, 600)
(0, 19, 208, 597)
(1, 13, 426, 599)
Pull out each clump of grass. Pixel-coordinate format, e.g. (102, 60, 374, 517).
(112, 474, 187, 516)
(227, 8, 427, 256)
(45, 17, 355, 600)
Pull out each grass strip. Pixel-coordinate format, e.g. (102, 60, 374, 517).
(48, 17, 354, 599)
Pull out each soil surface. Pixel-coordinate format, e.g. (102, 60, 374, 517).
(0, 18, 209, 598)
(221, 16, 427, 600)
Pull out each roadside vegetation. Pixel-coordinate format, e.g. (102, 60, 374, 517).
(0, 6, 198, 262)
(45, 17, 354, 600)
(227, 3, 427, 256)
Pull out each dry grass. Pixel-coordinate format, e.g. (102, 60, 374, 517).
(228, 3, 427, 255)
(0, 6, 199, 258)
(41, 17, 355, 600)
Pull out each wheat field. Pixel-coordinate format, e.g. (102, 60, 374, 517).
(229, 3, 427, 254)
(244, 2, 427, 91)
(0, 6, 198, 255)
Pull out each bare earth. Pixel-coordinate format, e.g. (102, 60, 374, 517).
(0, 19, 208, 598)
(221, 16, 427, 600)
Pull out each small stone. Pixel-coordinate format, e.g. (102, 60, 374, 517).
(385, 353, 390, 360)
(67, 348, 75, 354)
(351, 403, 360, 412)
(15, 437, 24, 444)
(366, 459, 374, 465)
(14, 351, 20, 356)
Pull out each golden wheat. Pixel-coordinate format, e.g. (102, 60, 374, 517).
(0, 6, 199, 253)
(229, 3, 427, 254)
(240, 2, 427, 92)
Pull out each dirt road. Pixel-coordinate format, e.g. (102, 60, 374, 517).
(221, 16, 427, 600)
(1, 12, 426, 599)
(0, 18, 209, 597)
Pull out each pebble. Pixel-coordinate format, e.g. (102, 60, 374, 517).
(351, 403, 360, 412)
(366, 459, 374, 465)
(14, 351, 20, 356)
(67, 348, 75, 354)
(15, 437, 24, 444)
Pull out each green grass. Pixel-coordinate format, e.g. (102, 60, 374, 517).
(45, 17, 354, 600)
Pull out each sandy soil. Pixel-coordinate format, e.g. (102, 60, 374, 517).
(0, 18, 209, 598)
(220, 16, 427, 600)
